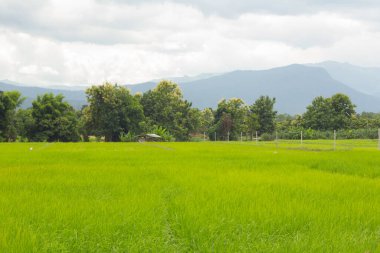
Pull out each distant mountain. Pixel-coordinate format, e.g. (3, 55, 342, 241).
(151, 73, 221, 84)
(175, 64, 380, 114)
(125, 82, 157, 94)
(2, 64, 380, 114)
(0, 79, 88, 91)
(0, 82, 86, 109)
(125, 73, 221, 93)
(308, 61, 380, 96)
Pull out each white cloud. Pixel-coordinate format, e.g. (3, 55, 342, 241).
(0, 0, 380, 86)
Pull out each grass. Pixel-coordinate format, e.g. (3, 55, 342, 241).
(0, 141, 380, 252)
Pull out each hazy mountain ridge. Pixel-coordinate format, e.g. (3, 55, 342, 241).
(0, 82, 86, 109)
(308, 61, 380, 95)
(180, 64, 380, 113)
(2, 63, 380, 114)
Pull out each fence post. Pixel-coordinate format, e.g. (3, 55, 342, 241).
(378, 129, 380, 150)
(204, 132, 206, 141)
(241, 132, 243, 142)
(256, 131, 258, 145)
(301, 131, 303, 146)
(228, 131, 230, 142)
(214, 132, 216, 142)
(333, 130, 336, 151)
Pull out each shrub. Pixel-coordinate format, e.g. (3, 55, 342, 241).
(152, 126, 175, 142)
(120, 132, 137, 142)
(260, 133, 275, 141)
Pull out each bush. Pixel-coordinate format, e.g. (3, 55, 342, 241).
(151, 126, 175, 142)
(273, 128, 378, 140)
(336, 128, 378, 139)
(260, 133, 275, 141)
(120, 132, 137, 142)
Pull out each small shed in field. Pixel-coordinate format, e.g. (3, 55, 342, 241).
(138, 134, 162, 142)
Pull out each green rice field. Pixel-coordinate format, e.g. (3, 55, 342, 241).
(0, 141, 379, 252)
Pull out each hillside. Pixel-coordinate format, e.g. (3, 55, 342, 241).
(129, 64, 380, 114)
(309, 61, 380, 96)
(0, 82, 86, 109)
(2, 64, 380, 114)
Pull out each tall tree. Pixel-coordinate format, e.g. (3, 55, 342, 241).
(212, 98, 248, 140)
(140, 80, 194, 141)
(15, 109, 34, 141)
(330, 93, 356, 130)
(245, 112, 260, 138)
(303, 93, 355, 130)
(0, 91, 24, 141)
(250, 96, 277, 134)
(30, 93, 80, 142)
(302, 96, 332, 130)
(199, 108, 215, 133)
(85, 83, 144, 142)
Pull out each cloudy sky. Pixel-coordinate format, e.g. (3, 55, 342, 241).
(1, 0, 380, 86)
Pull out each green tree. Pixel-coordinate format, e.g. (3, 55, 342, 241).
(199, 108, 215, 133)
(30, 93, 80, 142)
(187, 108, 202, 134)
(212, 98, 248, 140)
(350, 112, 380, 129)
(15, 109, 34, 141)
(250, 96, 277, 134)
(303, 94, 355, 130)
(245, 112, 260, 139)
(140, 80, 194, 141)
(330, 93, 356, 129)
(85, 83, 144, 142)
(303, 96, 331, 130)
(0, 91, 24, 141)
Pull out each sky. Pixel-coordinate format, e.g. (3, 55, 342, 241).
(1, 0, 380, 86)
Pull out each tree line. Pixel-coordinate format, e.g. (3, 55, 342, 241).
(1, 80, 379, 142)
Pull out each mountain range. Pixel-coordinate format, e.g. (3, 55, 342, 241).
(308, 61, 380, 97)
(1, 62, 380, 114)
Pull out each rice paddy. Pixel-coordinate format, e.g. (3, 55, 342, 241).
(0, 141, 379, 252)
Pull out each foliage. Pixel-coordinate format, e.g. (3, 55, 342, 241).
(250, 96, 277, 134)
(85, 83, 144, 142)
(260, 132, 275, 141)
(30, 93, 80, 142)
(0, 86, 377, 143)
(151, 125, 174, 142)
(199, 108, 214, 133)
(15, 109, 34, 142)
(350, 113, 380, 129)
(141, 80, 194, 141)
(303, 93, 356, 130)
(275, 128, 378, 140)
(0, 91, 24, 141)
(212, 98, 248, 140)
(245, 111, 260, 137)
(120, 131, 137, 142)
